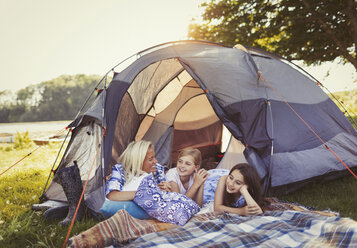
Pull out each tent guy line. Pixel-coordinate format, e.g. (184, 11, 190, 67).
(0, 127, 67, 177)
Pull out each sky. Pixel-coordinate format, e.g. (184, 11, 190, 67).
(0, 0, 356, 93)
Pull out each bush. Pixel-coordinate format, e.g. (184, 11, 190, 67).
(0, 145, 12, 152)
(13, 132, 33, 150)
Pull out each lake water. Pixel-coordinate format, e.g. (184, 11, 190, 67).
(0, 120, 72, 134)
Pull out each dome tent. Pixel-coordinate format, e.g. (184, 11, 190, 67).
(41, 40, 357, 213)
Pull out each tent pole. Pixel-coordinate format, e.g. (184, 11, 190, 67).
(265, 99, 275, 196)
(100, 76, 108, 193)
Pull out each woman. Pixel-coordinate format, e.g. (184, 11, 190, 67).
(105, 140, 165, 201)
(101, 140, 166, 219)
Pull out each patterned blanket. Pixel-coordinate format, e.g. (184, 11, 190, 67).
(68, 199, 357, 248)
(123, 210, 357, 248)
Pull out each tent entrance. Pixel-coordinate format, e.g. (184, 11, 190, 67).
(127, 62, 246, 170)
(169, 93, 247, 170)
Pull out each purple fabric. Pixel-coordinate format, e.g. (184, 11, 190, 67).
(133, 174, 200, 226)
(105, 163, 166, 196)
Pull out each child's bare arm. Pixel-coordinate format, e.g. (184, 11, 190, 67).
(185, 169, 208, 205)
(213, 176, 229, 211)
(240, 185, 262, 214)
(168, 181, 180, 193)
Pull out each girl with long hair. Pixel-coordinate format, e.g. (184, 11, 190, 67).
(213, 163, 264, 215)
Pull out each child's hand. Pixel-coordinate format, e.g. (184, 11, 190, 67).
(241, 205, 262, 215)
(158, 181, 172, 192)
(247, 205, 263, 215)
(240, 184, 248, 193)
(193, 168, 208, 186)
(239, 185, 263, 215)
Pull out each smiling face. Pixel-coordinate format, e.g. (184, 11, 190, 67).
(141, 146, 157, 173)
(225, 169, 245, 194)
(176, 155, 198, 177)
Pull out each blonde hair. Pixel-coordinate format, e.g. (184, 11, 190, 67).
(178, 148, 202, 167)
(119, 140, 153, 183)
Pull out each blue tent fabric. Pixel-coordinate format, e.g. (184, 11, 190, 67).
(102, 42, 357, 193)
(44, 41, 357, 212)
(103, 80, 131, 176)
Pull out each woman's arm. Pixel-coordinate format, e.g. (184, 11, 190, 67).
(105, 164, 126, 198)
(213, 176, 262, 215)
(106, 190, 136, 201)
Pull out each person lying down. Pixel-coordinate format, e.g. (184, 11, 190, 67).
(159, 148, 265, 216)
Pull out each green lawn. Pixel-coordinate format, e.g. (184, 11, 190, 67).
(279, 175, 357, 220)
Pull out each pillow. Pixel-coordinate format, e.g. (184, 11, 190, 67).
(99, 199, 151, 220)
(133, 174, 200, 226)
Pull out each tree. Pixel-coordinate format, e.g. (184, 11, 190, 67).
(188, 0, 357, 71)
(0, 74, 105, 123)
(33, 74, 103, 121)
(0, 90, 15, 122)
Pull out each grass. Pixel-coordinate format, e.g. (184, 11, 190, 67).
(0, 132, 356, 247)
(0, 170, 97, 248)
(0, 137, 99, 247)
(348, 115, 357, 129)
(279, 175, 357, 220)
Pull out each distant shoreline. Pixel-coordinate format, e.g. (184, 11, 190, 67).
(0, 120, 72, 139)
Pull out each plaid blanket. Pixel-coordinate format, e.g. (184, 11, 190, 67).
(69, 199, 356, 248)
(122, 210, 357, 248)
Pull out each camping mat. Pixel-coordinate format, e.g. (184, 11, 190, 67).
(68, 199, 349, 248)
(123, 210, 357, 248)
